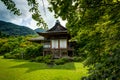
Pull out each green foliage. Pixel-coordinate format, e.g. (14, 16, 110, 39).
(0, 39, 7, 55)
(49, 0, 120, 79)
(6, 48, 25, 59)
(4, 53, 14, 59)
(0, 20, 36, 36)
(73, 57, 82, 62)
(36, 56, 72, 65)
(4, 52, 21, 59)
(45, 59, 53, 65)
(35, 56, 44, 62)
(0, 31, 8, 38)
(54, 58, 65, 65)
(44, 54, 52, 60)
(2, 0, 120, 79)
(61, 57, 71, 62)
(0, 0, 21, 15)
(1, 35, 43, 61)
(54, 57, 70, 65)
(43, 55, 53, 64)
(24, 45, 43, 60)
(0, 41, 19, 55)
(27, 0, 48, 29)
(0, 36, 26, 55)
(34, 28, 46, 32)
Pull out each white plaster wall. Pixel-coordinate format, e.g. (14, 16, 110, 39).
(51, 40, 58, 48)
(44, 44, 50, 48)
(60, 39, 67, 48)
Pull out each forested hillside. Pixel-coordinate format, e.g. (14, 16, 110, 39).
(34, 28, 46, 32)
(0, 20, 36, 36)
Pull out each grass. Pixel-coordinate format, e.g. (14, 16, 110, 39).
(0, 56, 88, 80)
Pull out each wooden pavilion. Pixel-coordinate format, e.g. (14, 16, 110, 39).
(30, 20, 74, 58)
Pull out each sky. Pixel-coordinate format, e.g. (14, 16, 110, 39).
(0, 0, 66, 30)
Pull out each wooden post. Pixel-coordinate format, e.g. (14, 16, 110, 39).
(43, 51, 44, 56)
(60, 49, 62, 58)
(72, 50, 74, 57)
(67, 50, 68, 57)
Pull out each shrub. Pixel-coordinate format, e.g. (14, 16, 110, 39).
(30, 58, 36, 62)
(4, 53, 15, 59)
(4, 48, 25, 59)
(24, 45, 43, 60)
(0, 42, 19, 55)
(14, 53, 21, 59)
(42, 55, 53, 64)
(73, 57, 82, 62)
(44, 55, 52, 59)
(54, 58, 65, 65)
(1, 36, 43, 60)
(35, 56, 44, 62)
(45, 59, 54, 65)
(61, 57, 71, 62)
(35, 55, 54, 65)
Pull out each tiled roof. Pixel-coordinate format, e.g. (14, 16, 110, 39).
(47, 20, 67, 32)
(29, 36, 44, 41)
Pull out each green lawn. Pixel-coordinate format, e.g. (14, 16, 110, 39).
(0, 56, 88, 80)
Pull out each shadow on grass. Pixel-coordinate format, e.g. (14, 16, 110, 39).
(10, 61, 76, 73)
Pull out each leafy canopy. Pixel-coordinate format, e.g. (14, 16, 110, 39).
(1, 0, 120, 79)
(49, 0, 120, 79)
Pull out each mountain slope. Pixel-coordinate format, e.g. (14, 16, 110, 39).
(0, 20, 36, 36)
(34, 28, 46, 33)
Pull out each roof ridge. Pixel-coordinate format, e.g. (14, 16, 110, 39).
(47, 21, 67, 32)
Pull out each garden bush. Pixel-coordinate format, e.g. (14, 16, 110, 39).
(29, 58, 36, 62)
(43, 55, 53, 64)
(45, 59, 54, 65)
(4, 53, 15, 59)
(24, 45, 43, 60)
(4, 48, 25, 59)
(35, 56, 44, 62)
(73, 57, 82, 62)
(44, 55, 52, 59)
(13, 53, 22, 59)
(54, 58, 65, 65)
(61, 57, 71, 62)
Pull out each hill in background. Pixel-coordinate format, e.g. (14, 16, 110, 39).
(34, 28, 46, 33)
(0, 20, 36, 36)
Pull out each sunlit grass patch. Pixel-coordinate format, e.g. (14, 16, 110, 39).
(0, 56, 88, 80)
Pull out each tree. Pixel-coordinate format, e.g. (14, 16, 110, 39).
(0, 0, 47, 29)
(48, 0, 120, 80)
(1, 0, 120, 79)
